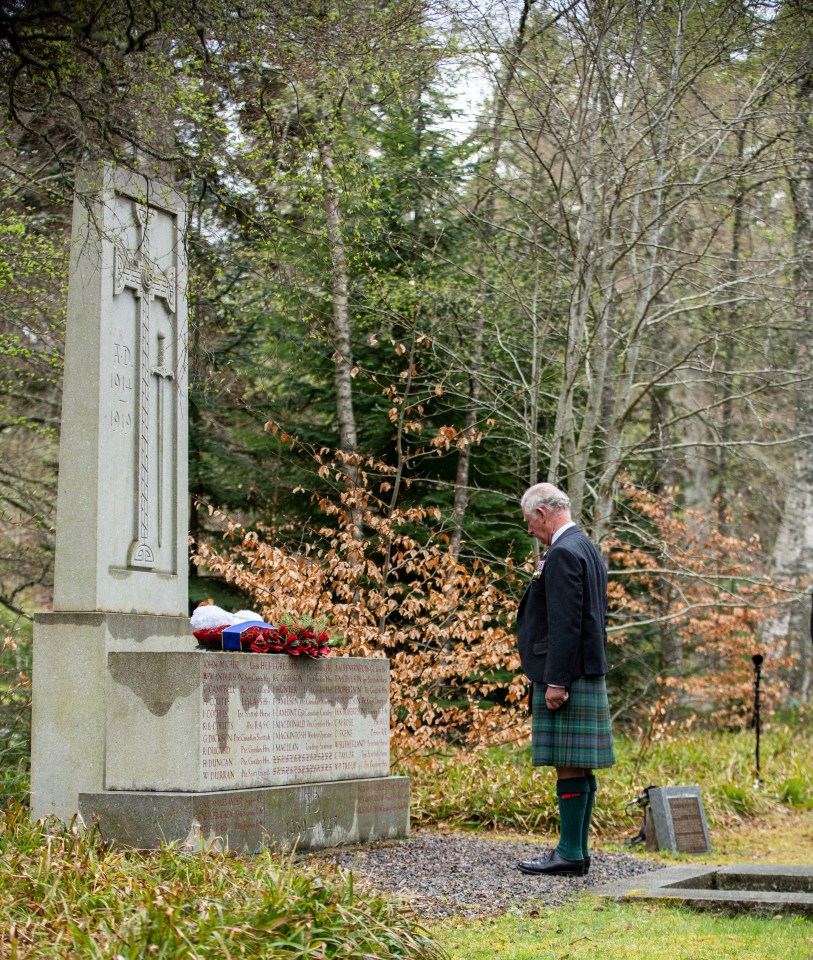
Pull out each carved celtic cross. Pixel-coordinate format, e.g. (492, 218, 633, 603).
(113, 201, 177, 570)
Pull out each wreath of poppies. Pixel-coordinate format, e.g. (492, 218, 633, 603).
(193, 623, 332, 658)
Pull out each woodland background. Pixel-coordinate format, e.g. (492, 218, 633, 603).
(2, 0, 813, 749)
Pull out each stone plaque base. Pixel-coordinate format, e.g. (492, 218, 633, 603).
(647, 785, 711, 853)
(80, 776, 410, 853)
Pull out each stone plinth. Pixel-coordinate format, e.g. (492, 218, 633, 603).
(105, 653, 391, 792)
(30, 612, 196, 822)
(80, 776, 410, 853)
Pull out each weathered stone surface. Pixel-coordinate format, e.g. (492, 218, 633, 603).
(706, 865, 813, 893)
(80, 776, 410, 853)
(30, 613, 196, 822)
(590, 864, 813, 917)
(105, 652, 391, 792)
(53, 162, 188, 616)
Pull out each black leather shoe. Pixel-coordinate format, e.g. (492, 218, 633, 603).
(582, 855, 591, 876)
(518, 849, 584, 876)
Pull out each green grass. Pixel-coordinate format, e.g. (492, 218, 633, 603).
(0, 804, 444, 959)
(401, 724, 813, 836)
(435, 897, 813, 960)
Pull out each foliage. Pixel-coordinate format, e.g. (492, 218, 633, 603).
(0, 193, 67, 615)
(403, 725, 813, 835)
(193, 449, 788, 745)
(192, 447, 528, 753)
(1, 0, 811, 700)
(0, 804, 445, 960)
(607, 480, 791, 724)
(0, 619, 31, 808)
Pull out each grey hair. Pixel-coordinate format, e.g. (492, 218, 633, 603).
(521, 483, 571, 516)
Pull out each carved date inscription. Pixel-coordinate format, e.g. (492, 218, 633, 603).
(110, 341, 134, 432)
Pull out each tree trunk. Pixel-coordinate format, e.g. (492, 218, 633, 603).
(764, 62, 813, 699)
(713, 122, 747, 528)
(449, 277, 486, 558)
(318, 135, 360, 480)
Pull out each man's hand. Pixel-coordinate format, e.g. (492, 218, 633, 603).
(545, 685, 569, 710)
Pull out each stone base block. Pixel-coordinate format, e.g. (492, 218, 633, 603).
(80, 776, 410, 853)
(31, 612, 196, 822)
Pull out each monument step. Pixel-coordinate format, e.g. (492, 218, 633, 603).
(80, 776, 410, 853)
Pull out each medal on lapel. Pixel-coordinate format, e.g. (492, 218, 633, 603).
(532, 557, 545, 580)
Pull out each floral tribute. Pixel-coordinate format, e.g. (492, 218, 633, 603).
(190, 604, 337, 658)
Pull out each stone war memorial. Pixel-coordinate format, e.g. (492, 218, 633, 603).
(30, 162, 409, 852)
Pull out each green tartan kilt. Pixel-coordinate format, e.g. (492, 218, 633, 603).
(531, 676, 615, 769)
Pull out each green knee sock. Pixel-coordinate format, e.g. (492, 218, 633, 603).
(556, 776, 590, 861)
(581, 774, 597, 859)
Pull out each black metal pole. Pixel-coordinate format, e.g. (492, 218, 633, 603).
(752, 653, 763, 782)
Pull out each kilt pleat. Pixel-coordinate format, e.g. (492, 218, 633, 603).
(531, 676, 615, 769)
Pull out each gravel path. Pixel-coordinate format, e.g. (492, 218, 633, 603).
(311, 830, 662, 920)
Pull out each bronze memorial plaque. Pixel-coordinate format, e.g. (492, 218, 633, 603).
(668, 796, 709, 853)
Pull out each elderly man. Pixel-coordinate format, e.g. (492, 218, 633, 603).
(516, 482, 615, 877)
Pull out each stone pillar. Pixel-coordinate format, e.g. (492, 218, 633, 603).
(31, 164, 194, 822)
(53, 163, 188, 615)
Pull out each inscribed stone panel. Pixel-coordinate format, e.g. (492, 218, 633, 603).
(105, 652, 391, 792)
(105, 191, 181, 576)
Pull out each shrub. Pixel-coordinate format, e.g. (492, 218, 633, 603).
(192, 452, 528, 754)
(0, 622, 30, 807)
(402, 726, 813, 835)
(193, 459, 792, 750)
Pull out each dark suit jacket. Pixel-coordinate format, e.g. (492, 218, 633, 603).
(516, 524, 609, 686)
